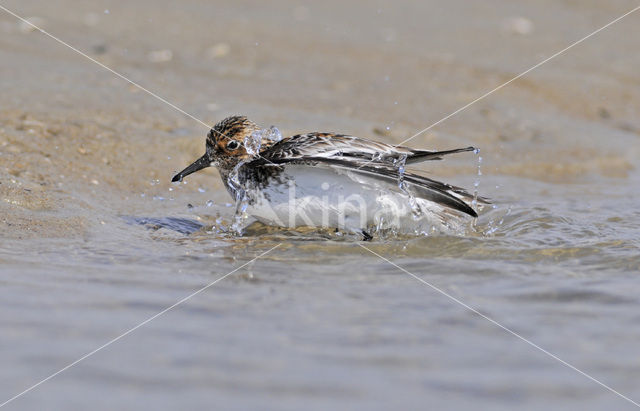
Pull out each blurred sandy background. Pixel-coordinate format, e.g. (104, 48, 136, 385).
(1, 0, 639, 238)
(1, 1, 640, 410)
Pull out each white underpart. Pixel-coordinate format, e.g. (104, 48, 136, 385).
(243, 164, 469, 235)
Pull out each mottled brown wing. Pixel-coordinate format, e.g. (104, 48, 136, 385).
(259, 133, 474, 165)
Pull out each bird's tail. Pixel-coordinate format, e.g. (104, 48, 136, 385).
(406, 146, 476, 164)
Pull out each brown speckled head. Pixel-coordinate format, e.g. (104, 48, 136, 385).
(206, 116, 260, 160)
(171, 115, 261, 182)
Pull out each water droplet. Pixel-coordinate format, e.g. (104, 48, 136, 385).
(472, 149, 482, 215)
(206, 200, 214, 207)
(266, 125, 282, 142)
(244, 131, 263, 156)
(198, 187, 206, 193)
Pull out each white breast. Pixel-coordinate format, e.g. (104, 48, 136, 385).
(240, 164, 469, 236)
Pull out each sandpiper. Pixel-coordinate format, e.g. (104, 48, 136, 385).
(172, 116, 484, 237)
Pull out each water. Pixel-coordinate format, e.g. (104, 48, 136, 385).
(2, 176, 639, 410)
(233, 125, 284, 234)
(2, 160, 639, 411)
(244, 126, 283, 157)
(1, 0, 640, 410)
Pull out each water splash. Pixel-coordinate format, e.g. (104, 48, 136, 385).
(244, 131, 263, 157)
(244, 126, 282, 157)
(394, 154, 422, 219)
(231, 195, 250, 235)
(227, 160, 250, 235)
(472, 149, 482, 211)
(230, 126, 283, 234)
(394, 154, 407, 190)
(483, 204, 511, 236)
(265, 125, 283, 143)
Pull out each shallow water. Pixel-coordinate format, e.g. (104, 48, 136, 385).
(1, 0, 640, 410)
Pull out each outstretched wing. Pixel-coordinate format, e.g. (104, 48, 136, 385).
(251, 133, 483, 217)
(261, 133, 475, 165)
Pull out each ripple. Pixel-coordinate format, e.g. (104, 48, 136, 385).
(122, 216, 204, 235)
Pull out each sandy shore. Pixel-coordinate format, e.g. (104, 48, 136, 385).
(1, 1, 640, 409)
(1, 2, 638, 224)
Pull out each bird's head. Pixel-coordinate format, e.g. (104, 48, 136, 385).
(171, 116, 260, 182)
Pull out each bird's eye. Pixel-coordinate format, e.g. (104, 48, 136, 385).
(226, 140, 240, 151)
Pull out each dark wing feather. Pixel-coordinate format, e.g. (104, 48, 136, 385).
(405, 146, 476, 164)
(250, 158, 479, 218)
(262, 133, 476, 165)
(251, 133, 482, 217)
(300, 158, 477, 217)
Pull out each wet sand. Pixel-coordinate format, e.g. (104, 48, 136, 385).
(1, 0, 640, 410)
